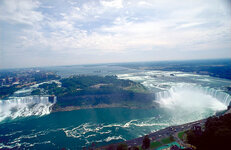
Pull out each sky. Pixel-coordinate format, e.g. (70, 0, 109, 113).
(0, 0, 230, 69)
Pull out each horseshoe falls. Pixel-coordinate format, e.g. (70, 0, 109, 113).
(155, 85, 231, 108)
(1, 70, 231, 149)
(118, 71, 231, 124)
(154, 85, 231, 121)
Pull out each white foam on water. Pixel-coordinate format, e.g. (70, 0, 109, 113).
(0, 96, 56, 122)
(0, 128, 58, 149)
(104, 135, 125, 142)
(63, 119, 170, 142)
(98, 130, 112, 135)
(133, 122, 170, 127)
(0, 130, 23, 137)
(14, 88, 32, 94)
(64, 123, 95, 139)
(85, 134, 97, 138)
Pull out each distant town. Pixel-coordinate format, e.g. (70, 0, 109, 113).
(0, 69, 60, 99)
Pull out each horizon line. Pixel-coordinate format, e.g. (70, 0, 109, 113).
(1, 57, 231, 70)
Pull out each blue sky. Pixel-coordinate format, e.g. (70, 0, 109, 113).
(0, 0, 230, 69)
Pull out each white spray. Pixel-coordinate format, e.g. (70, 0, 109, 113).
(155, 84, 230, 112)
(0, 96, 56, 122)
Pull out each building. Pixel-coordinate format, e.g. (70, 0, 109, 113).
(191, 125, 202, 136)
(170, 145, 180, 150)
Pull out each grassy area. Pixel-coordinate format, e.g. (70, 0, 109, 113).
(178, 131, 185, 140)
(138, 141, 162, 150)
(150, 141, 162, 149)
(125, 84, 148, 93)
(136, 136, 176, 150)
(161, 137, 175, 145)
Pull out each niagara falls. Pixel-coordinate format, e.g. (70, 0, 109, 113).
(0, 96, 56, 122)
(1, 0, 231, 149)
(0, 64, 231, 149)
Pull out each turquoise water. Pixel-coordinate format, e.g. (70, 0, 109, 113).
(0, 108, 174, 149)
(0, 106, 221, 149)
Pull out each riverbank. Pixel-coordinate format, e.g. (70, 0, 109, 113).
(51, 103, 157, 112)
(51, 104, 138, 112)
(98, 107, 231, 150)
(99, 119, 206, 150)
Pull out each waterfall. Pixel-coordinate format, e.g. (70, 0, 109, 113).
(0, 96, 56, 122)
(155, 84, 231, 108)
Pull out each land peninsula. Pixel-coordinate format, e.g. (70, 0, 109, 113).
(31, 75, 155, 112)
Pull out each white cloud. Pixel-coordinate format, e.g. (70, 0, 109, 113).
(176, 22, 205, 29)
(18, 0, 231, 53)
(0, 0, 43, 25)
(0, 0, 230, 68)
(100, 0, 123, 8)
(137, 1, 153, 7)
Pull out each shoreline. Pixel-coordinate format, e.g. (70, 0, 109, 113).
(51, 104, 156, 112)
(98, 119, 207, 149)
(98, 107, 231, 149)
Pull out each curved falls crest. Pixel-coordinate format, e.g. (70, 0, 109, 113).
(155, 84, 231, 111)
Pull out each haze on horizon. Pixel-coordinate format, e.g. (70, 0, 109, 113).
(0, 0, 231, 69)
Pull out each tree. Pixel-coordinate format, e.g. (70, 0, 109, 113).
(131, 146, 139, 150)
(117, 143, 128, 150)
(170, 135, 174, 141)
(142, 135, 150, 149)
(187, 113, 231, 150)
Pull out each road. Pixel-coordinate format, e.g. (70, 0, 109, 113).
(124, 119, 206, 148)
(99, 107, 231, 149)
